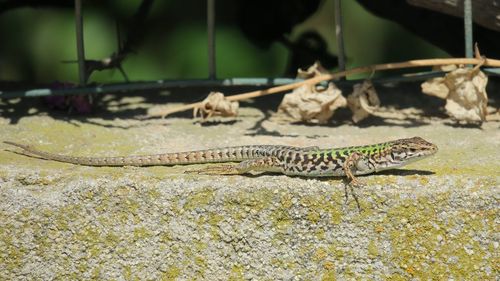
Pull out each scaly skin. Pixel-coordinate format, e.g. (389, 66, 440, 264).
(3, 137, 437, 184)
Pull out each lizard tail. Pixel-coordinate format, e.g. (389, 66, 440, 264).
(3, 141, 169, 166)
(3, 141, 266, 167)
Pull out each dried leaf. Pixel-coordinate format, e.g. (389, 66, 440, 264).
(347, 80, 380, 123)
(297, 61, 330, 79)
(437, 64, 458, 72)
(421, 67, 488, 122)
(275, 83, 347, 124)
(193, 92, 239, 119)
(421, 77, 449, 99)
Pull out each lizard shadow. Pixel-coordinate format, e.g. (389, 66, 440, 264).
(373, 169, 435, 176)
(308, 169, 435, 180)
(196, 168, 435, 179)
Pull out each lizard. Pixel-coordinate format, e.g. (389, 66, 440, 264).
(3, 137, 437, 185)
(3, 137, 438, 209)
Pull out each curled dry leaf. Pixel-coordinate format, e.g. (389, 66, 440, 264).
(193, 92, 239, 119)
(297, 61, 330, 79)
(347, 80, 380, 123)
(275, 61, 346, 124)
(275, 83, 347, 124)
(422, 66, 488, 122)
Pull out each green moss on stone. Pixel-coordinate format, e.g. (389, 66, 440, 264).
(313, 247, 328, 262)
(367, 240, 378, 257)
(194, 255, 207, 275)
(161, 266, 181, 281)
(270, 207, 293, 232)
(159, 231, 173, 243)
(229, 265, 245, 281)
(327, 244, 345, 259)
(321, 270, 336, 281)
(222, 189, 274, 223)
(104, 232, 120, 248)
(193, 240, 207, 252)
(123, 266, 132, 280)
(133, 227, 152, 240)
(184, 188, 215, 210)
(384, 195, 494, 280)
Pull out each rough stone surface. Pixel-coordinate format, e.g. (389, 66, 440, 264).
(0, 92, 498, 280)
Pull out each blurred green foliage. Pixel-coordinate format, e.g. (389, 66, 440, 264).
(0, 0, 448, 84)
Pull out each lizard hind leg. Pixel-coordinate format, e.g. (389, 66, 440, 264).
(187, 163, 242, 175)
(186, 156, 282, 175)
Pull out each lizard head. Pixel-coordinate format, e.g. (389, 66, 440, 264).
(389, 137, 438, 163)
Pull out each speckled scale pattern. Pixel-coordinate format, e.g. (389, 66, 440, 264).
(4, 142, 309, 167)
(272, 144, 384, 177)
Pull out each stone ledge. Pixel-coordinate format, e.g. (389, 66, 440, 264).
(0, 106, 498, 279)
(0, 172, 497, 280)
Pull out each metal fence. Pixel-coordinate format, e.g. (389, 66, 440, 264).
(0, 0, 497, 99)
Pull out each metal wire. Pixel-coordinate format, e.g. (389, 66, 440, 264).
(334, 0, 346, 75)
(207, 0, 216, 80)
(464, 0, 473, 58)
(74, 0, 86, 85)
(8, 68, 500, 99)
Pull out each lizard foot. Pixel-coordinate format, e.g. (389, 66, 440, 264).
(344, 179, 364, 212)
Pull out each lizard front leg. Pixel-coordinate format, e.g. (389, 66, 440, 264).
(343, 151, 365, 185)
(342, 151, 369, 210)
(187, 156, 282, 175)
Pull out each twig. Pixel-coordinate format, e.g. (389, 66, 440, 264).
(151, 57, 500, 118)
(81, 0, 154, 81)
